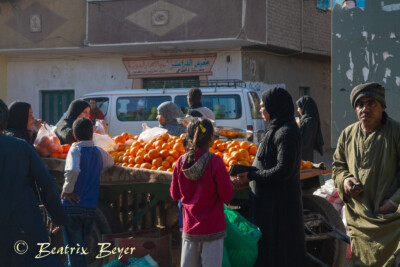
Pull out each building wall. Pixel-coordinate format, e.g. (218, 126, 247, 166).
(267, 0, 331, 56)
(0, 56, 6, 101)
(0, 0, 86, 50)
(242, 51, 331, 150)
(5, 50, 242, 118)
(331, 1, 400, 146)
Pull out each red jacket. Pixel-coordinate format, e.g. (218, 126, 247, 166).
(170, 150, 233, 235)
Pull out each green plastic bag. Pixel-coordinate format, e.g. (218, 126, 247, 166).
(224, 206, 262, 267)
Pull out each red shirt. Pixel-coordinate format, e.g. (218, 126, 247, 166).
(170, 150, 233, 235)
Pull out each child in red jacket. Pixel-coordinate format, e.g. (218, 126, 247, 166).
(170, 118, 233, 267)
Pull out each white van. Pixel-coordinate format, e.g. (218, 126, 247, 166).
(82, 86, 266, 143)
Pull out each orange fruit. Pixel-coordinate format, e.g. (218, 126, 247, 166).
(238, 160, 250, 166)
(121, 132, 130, 140)
(161, 133, 170, 141)
(158, 166, 167, 171)
(131, 141, 141, 148)
(140, 162, 152, 169)
(129, 146, 139, 156)
(128, 164, 134, 168)
(167, 168, 173, 172)
(122, 156, 130, 163)
(128, 157, 136, 165)
(162, 143, 171, 150)
(240, 149, 250, 160)
(144, 154, 153, 163)
(134, 164, 140, 168)
(217, 144, 225, 152)
(152, 157, 163, 168)
(161, 160, 170, 169)
(228, 159, 238, 166)
(136, 149, 146, 158)
(173, 143, 185, 152)
(180, 133, 186, 139)
(153, 140, 165, 148)
(148, 149, 160, 160)
(304, 161, 313, 169)
(62, 144, 71, 153)
(116, 144, 125, 152)
(231, 151, 243, 161)
(135, 156, 144, 164)
(232, 140, 240, 146)
(240, 141, 250, 150)
(118, 155, 124, 163)
(169, 149, 180, 160)
(249, 145, 257, 156)
(165, 155, 175, 164)
(209, 147, 216, 153)
(144, 143, 153, 152)
(122, 163, 128, 167)
(114, 135, 126, 144)
(159, 149, 169, 158)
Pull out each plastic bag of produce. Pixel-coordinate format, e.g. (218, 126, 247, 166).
(224, 206, 262, 267)
(34, 123, 63, 157)
(138, 123, 167, 143)
(93, 133, 117, 152)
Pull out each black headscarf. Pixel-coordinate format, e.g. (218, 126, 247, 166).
(296, 95, 324, 155)
(262, 87, 295, 130)
(258, 87, 295, 159)
(5, 101, 33, 144)
(0, 99, 8, 132)
(55, 99, 90, 145)
(7, 101, 30, 130)
(64, 99, 90, 123)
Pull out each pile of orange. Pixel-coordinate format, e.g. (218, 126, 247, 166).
(109, 132, 186, 172)
(300, 160, 313, 170)
(209, 140, 257, 172)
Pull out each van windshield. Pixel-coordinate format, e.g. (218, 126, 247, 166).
(83, 97, 109, 116)
(116, 96, 171, 121)
(247, 92, 262, 119)
(174, 94, 241, 119)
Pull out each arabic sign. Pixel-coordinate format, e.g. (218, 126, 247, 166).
(123, 54, 216, 78)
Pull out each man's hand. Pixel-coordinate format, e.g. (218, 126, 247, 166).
(46, 221, 61, 234)
(343, 177, 363, 197)
(379, 199, 398, 214)
(61, 191, 80, 205)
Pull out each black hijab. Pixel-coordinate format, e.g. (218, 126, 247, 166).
(258, 87, 295, 159)
(55, 99, 90, 145)
(296, 95, 324, 155)
(5, 101, 32, 143)
(262, 87, 295, 130)
(64, 99, 90, 123)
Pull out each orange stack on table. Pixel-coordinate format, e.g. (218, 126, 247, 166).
(109, 132, 185, 172)
(209, 140, 257, 172)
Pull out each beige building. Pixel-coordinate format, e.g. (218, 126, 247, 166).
(0, 0, 331, 149)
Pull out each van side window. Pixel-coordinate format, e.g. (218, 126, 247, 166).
(247, 92, 262, 119)
(174, 94, 241, 119)
(116, 96, 171, 121)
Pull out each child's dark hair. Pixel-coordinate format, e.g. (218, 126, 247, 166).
(73, 117, 93, 141)
(186, 118, 214, 167)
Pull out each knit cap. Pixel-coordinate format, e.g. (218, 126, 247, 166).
(350, 82, 386, 109)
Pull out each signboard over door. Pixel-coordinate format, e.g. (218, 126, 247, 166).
(122, 54, 216, 79)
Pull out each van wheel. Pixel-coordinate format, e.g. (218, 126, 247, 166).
(303, 195, 347, 267)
